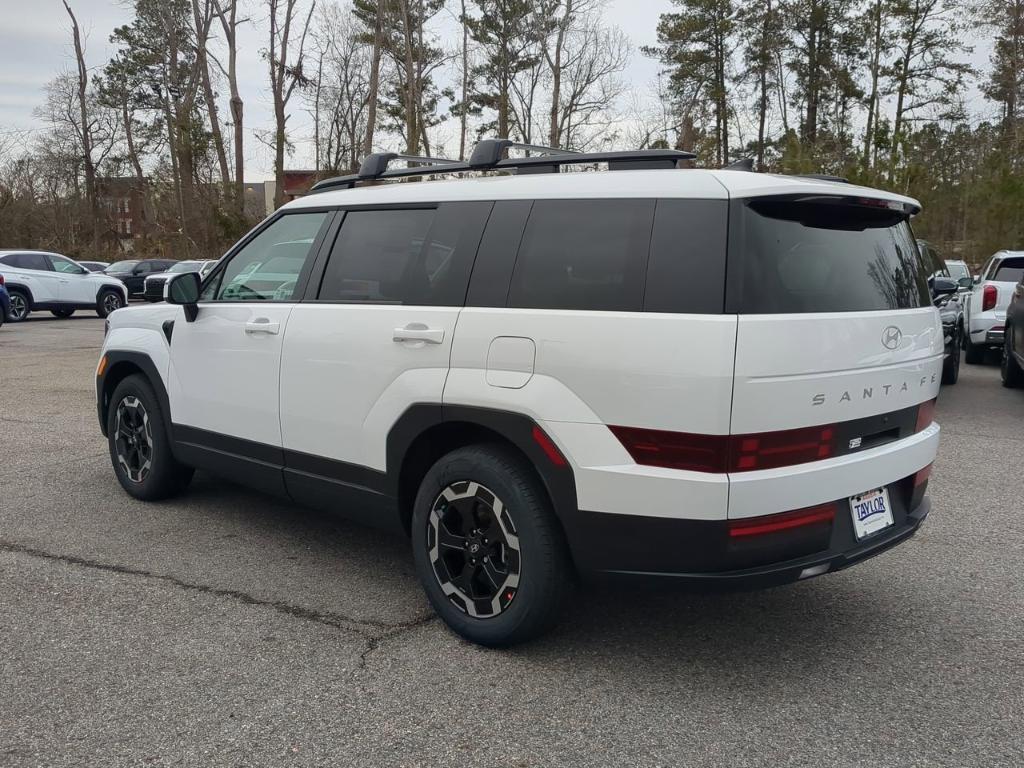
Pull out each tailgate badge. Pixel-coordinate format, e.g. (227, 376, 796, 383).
(881, 326, 903, 349)
(849, 437, 863, 449)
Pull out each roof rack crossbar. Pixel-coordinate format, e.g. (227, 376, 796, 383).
(357, 151, 460, 179)
(468, 139, 581, 168)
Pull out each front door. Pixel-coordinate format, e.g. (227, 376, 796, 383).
(166, 211, 332, 463)
(280, 203, 491, 501)
(47, 254, 96, 304)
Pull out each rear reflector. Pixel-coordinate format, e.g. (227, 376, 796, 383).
(609, 424, 835, 474)
(915, 399, 936, 432)
(913, 462, 932, 488)
(531, 425, 567, 467)
(728, 503, 837, 538)
(982, 284, 997, 311)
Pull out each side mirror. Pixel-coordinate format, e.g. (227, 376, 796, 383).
(957, 276, 973, 290)
(167, 271, 200, 322)
(932, 276, 957, 297)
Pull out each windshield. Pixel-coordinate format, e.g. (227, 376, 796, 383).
(734, 197, 930, 313)
(107, 261, 139, 273)
(169, 261, 201, 273)
(945, 261, 970, 281)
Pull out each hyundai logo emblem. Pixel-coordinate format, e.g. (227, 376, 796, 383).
(881, 326, 902, 350)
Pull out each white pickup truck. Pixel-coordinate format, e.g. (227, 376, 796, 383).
(964, 251, 1024, 363)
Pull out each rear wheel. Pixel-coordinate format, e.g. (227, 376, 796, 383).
(1002, 326, 1024, 388)
(51, 308, 75, 318)
(7, 289, 30, 322)
(97, 288, 125, 318)
(107, 374, 194, 500)
(411, 444, 573, 647)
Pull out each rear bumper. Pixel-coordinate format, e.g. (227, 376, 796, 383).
(564, 477, 931, 588)
(970, 312, 1006, 346)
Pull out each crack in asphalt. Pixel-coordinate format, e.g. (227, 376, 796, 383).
(0, 539, 438, 655)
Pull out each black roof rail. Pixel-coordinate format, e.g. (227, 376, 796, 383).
(309, 139, 697, 193)
(798, 173, 850, 183)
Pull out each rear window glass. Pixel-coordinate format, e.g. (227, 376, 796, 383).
(945, 261, 970, 281)
(992, 258, 1024, 283)
(732, 197, 930, 313)
(508, 199, 655, 312)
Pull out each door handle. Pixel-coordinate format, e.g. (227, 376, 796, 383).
(393, 325, 444, 344)
(245, 318, 280, 335)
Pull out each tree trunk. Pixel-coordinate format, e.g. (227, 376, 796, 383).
(459, 0, 469, 159)
(61, 1, 97, 248)
(399, 0, 419, 154)
(213, 0, 245, 214)
(363, 0, 384, 157)
(756, 0, 771, 170)
(548, 0, 570, 148)
(863, 1, 883, 173)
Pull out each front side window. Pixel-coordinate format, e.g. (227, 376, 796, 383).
(317, 203, 490, 305)
(733, 197, 930, 313)
(47, 255, 86, 274)
(507, 199, 655, 312)
(203, 212, 329, 301)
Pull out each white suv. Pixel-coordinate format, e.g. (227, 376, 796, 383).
(964, 251, 1024, 363)
(95, 141, 942, 646)
(0, 250, 128, 321)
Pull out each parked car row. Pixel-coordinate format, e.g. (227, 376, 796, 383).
(0, 253, 219, 322)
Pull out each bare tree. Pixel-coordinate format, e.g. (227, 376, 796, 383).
(212, 0, 246, 213)
(268, 0, 316, 209)
(60, 1, 98, 241)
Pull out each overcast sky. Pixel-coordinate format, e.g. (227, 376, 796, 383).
(0, 0, 993, 181)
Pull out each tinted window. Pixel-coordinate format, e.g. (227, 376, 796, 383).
(6, 253, 52, 271)
(508, 200, 655, 312)
(992, 258, 1024, 283)
(204, 212, 329, 301)
(645, 199, 727, 313)
(731, 197, 930, 313)
(318, 202, 490, 305)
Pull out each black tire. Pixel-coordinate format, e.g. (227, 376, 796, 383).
(107, 374, 194, 500)
(51, 308, 75, 318)
(941, 340, 960, 385)
(96, 288, 125, 318)
(964, 334, 985, 364)
(411, 444, 574, 647)
(7, 288, 30, 322)
(1002, 326, 1024, 388)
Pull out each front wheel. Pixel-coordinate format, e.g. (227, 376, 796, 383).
(97, 288, 125, 318)
(411, 445, 574, 647)
(51, 308, 75, 318)
(1002, 326, 1024, 388)
(107, 374, 194, 500)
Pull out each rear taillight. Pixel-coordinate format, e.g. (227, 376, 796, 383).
(609, 424, 836, 474)
(915, 399, 936, 432)
(728, 503, 837, 538)
(982, 284, 997, 311)
(0, 274, 5, 286)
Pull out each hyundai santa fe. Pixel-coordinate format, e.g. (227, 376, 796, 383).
(94, 140, 943, 646)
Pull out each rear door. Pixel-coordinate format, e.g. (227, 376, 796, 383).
(279, 202, 491, 490)
(3, 253, 62, 301)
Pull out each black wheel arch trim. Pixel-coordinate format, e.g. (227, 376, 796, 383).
(97, 351, 171, 439)
(5, 282, 34, 305)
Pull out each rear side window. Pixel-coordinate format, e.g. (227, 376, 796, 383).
(507, 199, 655, 312)
(645, 199, 727, 313)
(730, 197, 930, 313)
(3, 253, 51, 270)
(317, 202, 491, 305)
(992, 258, 1024, 283)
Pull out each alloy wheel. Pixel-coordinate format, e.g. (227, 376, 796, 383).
(103, 291, 124, 314)
(427, 481, 521, 619)
(114, 395, 154, 483)
(9, 293, 27, 321)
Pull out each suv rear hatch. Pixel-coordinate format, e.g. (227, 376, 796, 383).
(725, 193, 942, 518)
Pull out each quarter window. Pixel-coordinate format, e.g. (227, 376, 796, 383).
(507, 200, 655, 312)
(203, 212, 329, 301)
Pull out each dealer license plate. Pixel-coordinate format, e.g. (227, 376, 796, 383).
(849, 487, 894, 541)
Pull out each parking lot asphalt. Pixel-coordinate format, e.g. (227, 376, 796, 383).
(1, 315, 1022, 767)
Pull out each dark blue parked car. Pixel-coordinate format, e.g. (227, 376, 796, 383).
(0, 276, 11, 327)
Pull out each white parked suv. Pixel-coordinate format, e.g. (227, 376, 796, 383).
(0, 250, 128, 321)
(95, 141, 943, 646)
(964, 251, 1024, 363)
